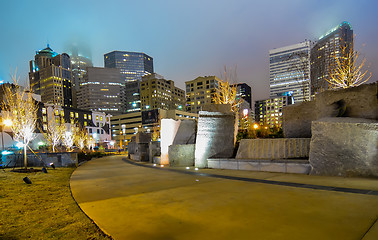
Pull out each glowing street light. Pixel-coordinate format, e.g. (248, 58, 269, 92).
(253, 123, 259, 130)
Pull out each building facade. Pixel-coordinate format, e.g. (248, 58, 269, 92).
(269, 41, 311, 103)
(41, 104, 112, 147)
(255, 94, 294, 128)
(29, 45, 73, 107)
(104, 51, 154, 113)
(185, 76, 220, 113)
(140, 73, 185, 111)
(77, 67, 123, 115)
(311, 21, 353, 97)
(0, 83, 112, 149)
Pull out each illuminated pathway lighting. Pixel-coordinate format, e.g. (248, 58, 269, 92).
(153, 164, 156, 167)
(195, 168, 199, 171)
(16, 142, 24, 149)
(160, 165, 164, 168)
(1, 150, 13, 155)
(186, 167, 190, 170)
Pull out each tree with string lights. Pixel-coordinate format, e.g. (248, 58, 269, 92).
(1, 69, 38, 169)
(326, 46, 371, 89)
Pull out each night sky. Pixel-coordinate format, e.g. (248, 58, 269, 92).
(1, 0, 377, 101)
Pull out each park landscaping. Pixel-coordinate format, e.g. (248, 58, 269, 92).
(0, 167, 111, 240)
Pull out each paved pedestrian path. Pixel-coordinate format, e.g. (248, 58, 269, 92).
(70, 155, 378, 240)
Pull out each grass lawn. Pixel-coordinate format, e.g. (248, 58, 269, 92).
(0, 167, 111, 240)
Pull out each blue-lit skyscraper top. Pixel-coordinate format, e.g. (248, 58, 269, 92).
(104, 51, 153, 82)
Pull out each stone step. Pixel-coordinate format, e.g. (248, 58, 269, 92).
(207, 158, 311, 174)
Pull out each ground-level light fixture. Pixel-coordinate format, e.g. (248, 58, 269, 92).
(1, 150, 13, 155)
(16, 142, 24, 149)
(23, 177, 32, 184)
(253, 123, 259, 129)
(49, 163, 55, 169)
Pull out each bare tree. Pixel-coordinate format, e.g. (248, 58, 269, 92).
(326, 46, 371, 89)
(45, 112, 65, 152)
(2, 69, 38, 169)
(286, 51, 310, 102)
(212, 66, 242, 112)
(86, 135, 95, 151)
(62, 124, 76, 151)
(74, 126, 87, 151)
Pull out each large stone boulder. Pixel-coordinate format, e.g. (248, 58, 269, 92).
(283, 82, 378, 138)
(172, 120, 196, 145)
(169, 144, 195, 167)
(160, 119, 181, 165)
(195, 110, 236, 168)
(309, 117, 378, 177)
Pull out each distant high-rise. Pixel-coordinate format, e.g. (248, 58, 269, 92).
(68, 46, 93, 108)
(255, 93, 294, 127)
(269, 41, 311, 103)
(77, 67, 123, 115)
(29, 45, 73, 107)
(140, 73, 185, 111)
(234, 83, 252, 109)
(185, 76, 220, 114)
(104, 51, 154, 112)
(311, 21, 353, 97)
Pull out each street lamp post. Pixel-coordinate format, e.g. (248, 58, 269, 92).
(121, 124, 126, 151)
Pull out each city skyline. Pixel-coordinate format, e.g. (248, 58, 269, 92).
(1, 0, 377, 101)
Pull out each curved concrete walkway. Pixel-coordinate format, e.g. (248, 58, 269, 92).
(70, 155, 378, 240)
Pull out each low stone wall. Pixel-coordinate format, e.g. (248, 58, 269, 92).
(208, 158, 311, 174)
(309, 117, 378, 177)
(169, 144, 195, 167)
(283, 82, 378, 138)
(236, 138, 310, 160)
(2, 152, 78, 168)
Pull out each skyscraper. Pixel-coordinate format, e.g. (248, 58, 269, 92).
(104, 51, 154, 112)
(311, 21, 353, 97)
(269, 41, 311, 103)
(77, 67, 123, 115)
(68, 46, 93, 108)
(29, 45, 73, 107)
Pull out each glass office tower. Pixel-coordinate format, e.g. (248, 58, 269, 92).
(269, 41, 311, 103)
(310, 21, 353, 98)
(104, 51, 153, 113)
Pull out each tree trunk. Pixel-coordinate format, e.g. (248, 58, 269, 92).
(24, 144, 27, 169)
